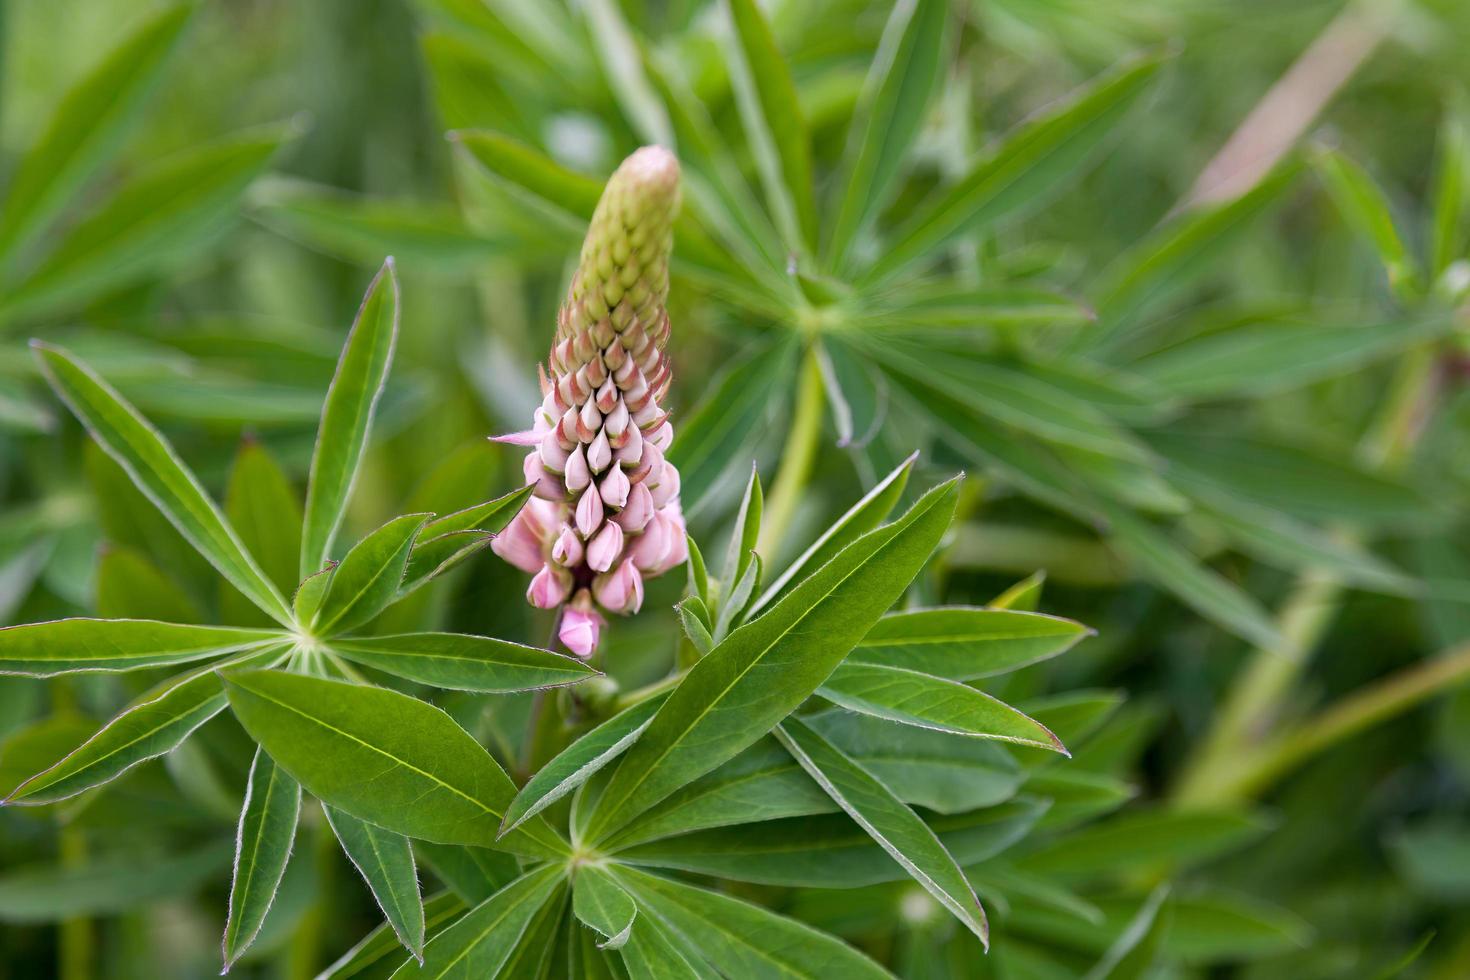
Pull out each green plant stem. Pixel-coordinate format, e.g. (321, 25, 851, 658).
(1174, 344, 1441, 805)
(757, 345, 825, 561)
(1220, 639, 1470, 800)
(59, 825, 91, 980)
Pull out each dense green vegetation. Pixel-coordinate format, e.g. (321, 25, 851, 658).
(1, 0, 1468, 977)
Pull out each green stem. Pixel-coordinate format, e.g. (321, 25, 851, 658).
(757, 345, 825, 560)
(1173, 343, 1441, 805)
(1222, 640, 1470, 800)
(59, 825, 91, 980)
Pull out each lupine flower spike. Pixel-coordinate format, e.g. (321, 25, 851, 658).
(492, 146, 686, 657)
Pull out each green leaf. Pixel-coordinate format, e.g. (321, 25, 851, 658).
(825, 0, 947, 270)
(0, 841, 231, 923)
(0, 4, 192, 271)
(1, 126, 292, 320)
(686, 535, 710, 608)
(221, 669, 566, 858)
(0, 618, 282, 676)
(750, 451, 914, 616)
(1430, 109, 1468, 281)
(313, 514, 431, 635)
(294, 565, 334, 628)
(821, 663, 1064, 751)
(32, 343, 294, 624)
(395, 531, 492, 599)
(775, 716, 987, 944)
(858, 283, 1096, 332)
(712, 553, 761, 643)
(301, 259, 401, 577)
(1087, 160, 1302, 339)
(989, 571, 1045, 611)
(867, 54, 1163, 282)
(815, 339, 886, 450)
(1100, 502, 1283, 651)
(320, 891, 468, 980)
(225, 439, 304, 598)
(618, 798, 1045, 889)
(1149, 429, 1431, 528)
(618, 914, 714, 978)
(722, 465, 763, 595)
(582, 478, 960, 843)
(677, 598, 714, 656)
(1015, 806, 1270, 878)
(722, 0, 818, 252)
(1313, 148, 1416, 293)
(325, 805, 426, 961)
(578, 0, 672, 146)
(616, 866, 895, 979)
(95, 546, 201, 622)
(1083, 886, 1169, 980)
(3, 647, 278, 805)
(451, 130, 601, 230)
(388, 865, 563, 980)
(224, 748, 302, 970)
(413, 843, 520, 905)
(668, 338, 798, 517)
(253, 178, 508, 272)
(1135, 315, 1456, 401)
(612, 718, 1020, 848)
(419, 485, 533, 538)
(852, 606, 1089, 680)
(499, 694, 667, 838)
(574, 865, 636, 950)
(332, 632, 597, 693)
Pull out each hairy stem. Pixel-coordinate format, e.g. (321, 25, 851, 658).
(758, 345, 826, 560)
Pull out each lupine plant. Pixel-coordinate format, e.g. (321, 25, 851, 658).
(5, 0, 1470, 977)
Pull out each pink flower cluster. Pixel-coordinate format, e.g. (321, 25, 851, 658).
(491, 146, 686, 657)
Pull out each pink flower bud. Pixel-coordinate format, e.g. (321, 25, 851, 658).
(650, 461, 681, 508)
(587, 430, 612, 473)
(527, 563, 571, 608)
(523, 454, 563, 501)
(587, 521, 624, 572)
(490, 509, 547, 574)
(539, 429, 569, 473)
(576, 485, 604, 538)
(630, 513, 671, 571)
(605, 399, 630, 439)
(614, 420, 643, 464)
(648, 421, 673, 452)
(552, 526, 583, 567)
(614, 482, 654, 533)
(593, 561, 644, 614)
(600, 465, 630, 509)
(565, 443, 591, 492)
(559, 598, 604, 658)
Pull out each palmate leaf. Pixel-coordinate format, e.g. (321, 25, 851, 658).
(221, 669, 567, 858)
(412, 843, 519, 905)
(850, 607, 1091, 680)
(301, 258, 400, 577)
(617, 914, 713, 978)
(331, 632, 598, 693)
(224, 748, 302, 970)
(387, 865, 563, 980)
(0, 3, 192, 272)
(3, 645, 283, 805)
(581, 478, 960, 843)
(614, 866, 895, 979)
(776, 716, 988, 944)
(0, 619, 284, 676)
(820, 662, 1066, 751)
(325, 806, 426, 962)
(32, 344, 294, 624)
(224, 439, 304, 622)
